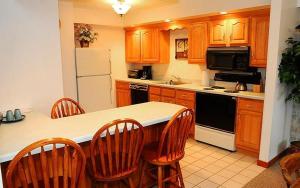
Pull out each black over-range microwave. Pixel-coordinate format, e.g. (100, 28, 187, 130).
(206, 46, 251, 71)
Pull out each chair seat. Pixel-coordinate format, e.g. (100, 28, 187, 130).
(142, 142, 185, 166)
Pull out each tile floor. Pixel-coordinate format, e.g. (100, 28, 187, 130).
(181, 139, 266, 188)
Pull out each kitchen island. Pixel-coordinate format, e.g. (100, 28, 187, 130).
(0, 102, 185, 187)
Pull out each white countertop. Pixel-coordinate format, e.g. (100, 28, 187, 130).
(0, 102, 185, 163)
(116, 78, 265, 101)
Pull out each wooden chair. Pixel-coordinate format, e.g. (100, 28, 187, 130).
(280, 152, 300, 187)
(51, 98, 85, 119)
(89, 119, 145, 188)
(139, 108, 194, 188)
(6, 138, 86, 188)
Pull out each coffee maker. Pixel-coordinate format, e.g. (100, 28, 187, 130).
(141, 66, 152, 80)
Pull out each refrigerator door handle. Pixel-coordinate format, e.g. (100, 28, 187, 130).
(109, 75, 113, 105)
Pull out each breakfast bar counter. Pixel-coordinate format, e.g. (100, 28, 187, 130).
(0, 102, 185, 187)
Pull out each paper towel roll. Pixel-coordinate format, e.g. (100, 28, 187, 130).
(201, 70, 210, 86)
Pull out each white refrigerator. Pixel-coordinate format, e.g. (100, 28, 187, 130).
(75, 48, 113, 112)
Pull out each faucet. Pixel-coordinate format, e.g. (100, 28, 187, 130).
(171, 75, 181, 81)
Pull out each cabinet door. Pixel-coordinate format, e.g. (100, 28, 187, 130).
(209, 20, 227, 46)
(125, 31, 141, 63)
(116, 89, 131, 107)
(236, 110, 262, 153)
(228, 18, 249, 45)
(141, 29, 159, 63)
(161, 96, 176, 104)
(250, 16, 270, 68)
(188, 22, 208, 64)
(149, 94, 161, 102)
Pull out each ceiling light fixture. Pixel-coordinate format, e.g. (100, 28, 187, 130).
(220, 11, 228, 15)
(112, 0, 131, 16)
(165, 19, 172, 23)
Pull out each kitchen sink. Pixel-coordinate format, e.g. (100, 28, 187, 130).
(154, 80, 187, 86)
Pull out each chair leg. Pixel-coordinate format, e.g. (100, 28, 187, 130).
(128, 177, 135, 188)
(158, 166, 163, 188)
(176, 162, 184, 188)
(139, 160, 146, 188)
(103, 183, 108, 188)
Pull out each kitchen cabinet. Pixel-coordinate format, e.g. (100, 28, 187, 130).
(250, 16, 270, 68)
(125, 30, 141, 63)
(228, 18, 249, 45)
(125, 29, 170, 64)
(188, 22, 208, 64)
(148, 86, 196, 137)
(209, 18, 249, 46)
(209, 20, 228, 46)
(116, 81, 131, 107)
(149, 86, 161, 102)
(236, 98, 264, 156)
(141, 29, 159, 62)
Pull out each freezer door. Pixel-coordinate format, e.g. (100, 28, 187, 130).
(75, 48, 110, 76)
(77, 75, 113, 112)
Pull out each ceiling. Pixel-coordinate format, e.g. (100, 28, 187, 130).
(68, 0, 178, 10)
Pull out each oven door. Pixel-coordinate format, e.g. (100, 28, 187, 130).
(196, 92, 236, 133)
(131, 89, 148, 104)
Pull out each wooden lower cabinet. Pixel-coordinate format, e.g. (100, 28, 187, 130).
(116, 81, 131, 107)
(149, 94, 161, 102)
(161, 96, 176, 104)
(235, 98, 264, 156)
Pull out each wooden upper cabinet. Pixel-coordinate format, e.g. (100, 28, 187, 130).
(228, 18, 249, 45)
(188, 22, 208, 64)
(250, 16, 270, 68)
(209, 18, 249, 46)
(141, 29, 159, 63)
(125, 29, 170, 64)
(125, 30, 141, 63)
(209, 20, 227, 46)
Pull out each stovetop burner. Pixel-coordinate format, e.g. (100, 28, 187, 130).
(211, 86, 226, 89)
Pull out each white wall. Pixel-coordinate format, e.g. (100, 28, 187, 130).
(259, 0, 299, 162)
(59, 1, 127, 107)
(125, 0, 271, 25)
(0, 0, 64, 115)
(59, 1, 77, 100)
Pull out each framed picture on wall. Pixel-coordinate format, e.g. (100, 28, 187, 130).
(175, 38, 188, 59)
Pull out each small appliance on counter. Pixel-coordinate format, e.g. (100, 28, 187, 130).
(235, 82, 247, 91)
(128, 69, 143, 79)
(141, 66, 152, 80)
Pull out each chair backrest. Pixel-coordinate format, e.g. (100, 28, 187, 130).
(90, 119, 144, 180)
(157, 108, 194, 162)
(51, 98, 85, 119)
(280, 152, 300, 186)
(6, 138, 86, 188)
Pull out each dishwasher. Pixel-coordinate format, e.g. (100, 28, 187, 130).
(195, 92, 237, 151)
(130, 83, 149, 105)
